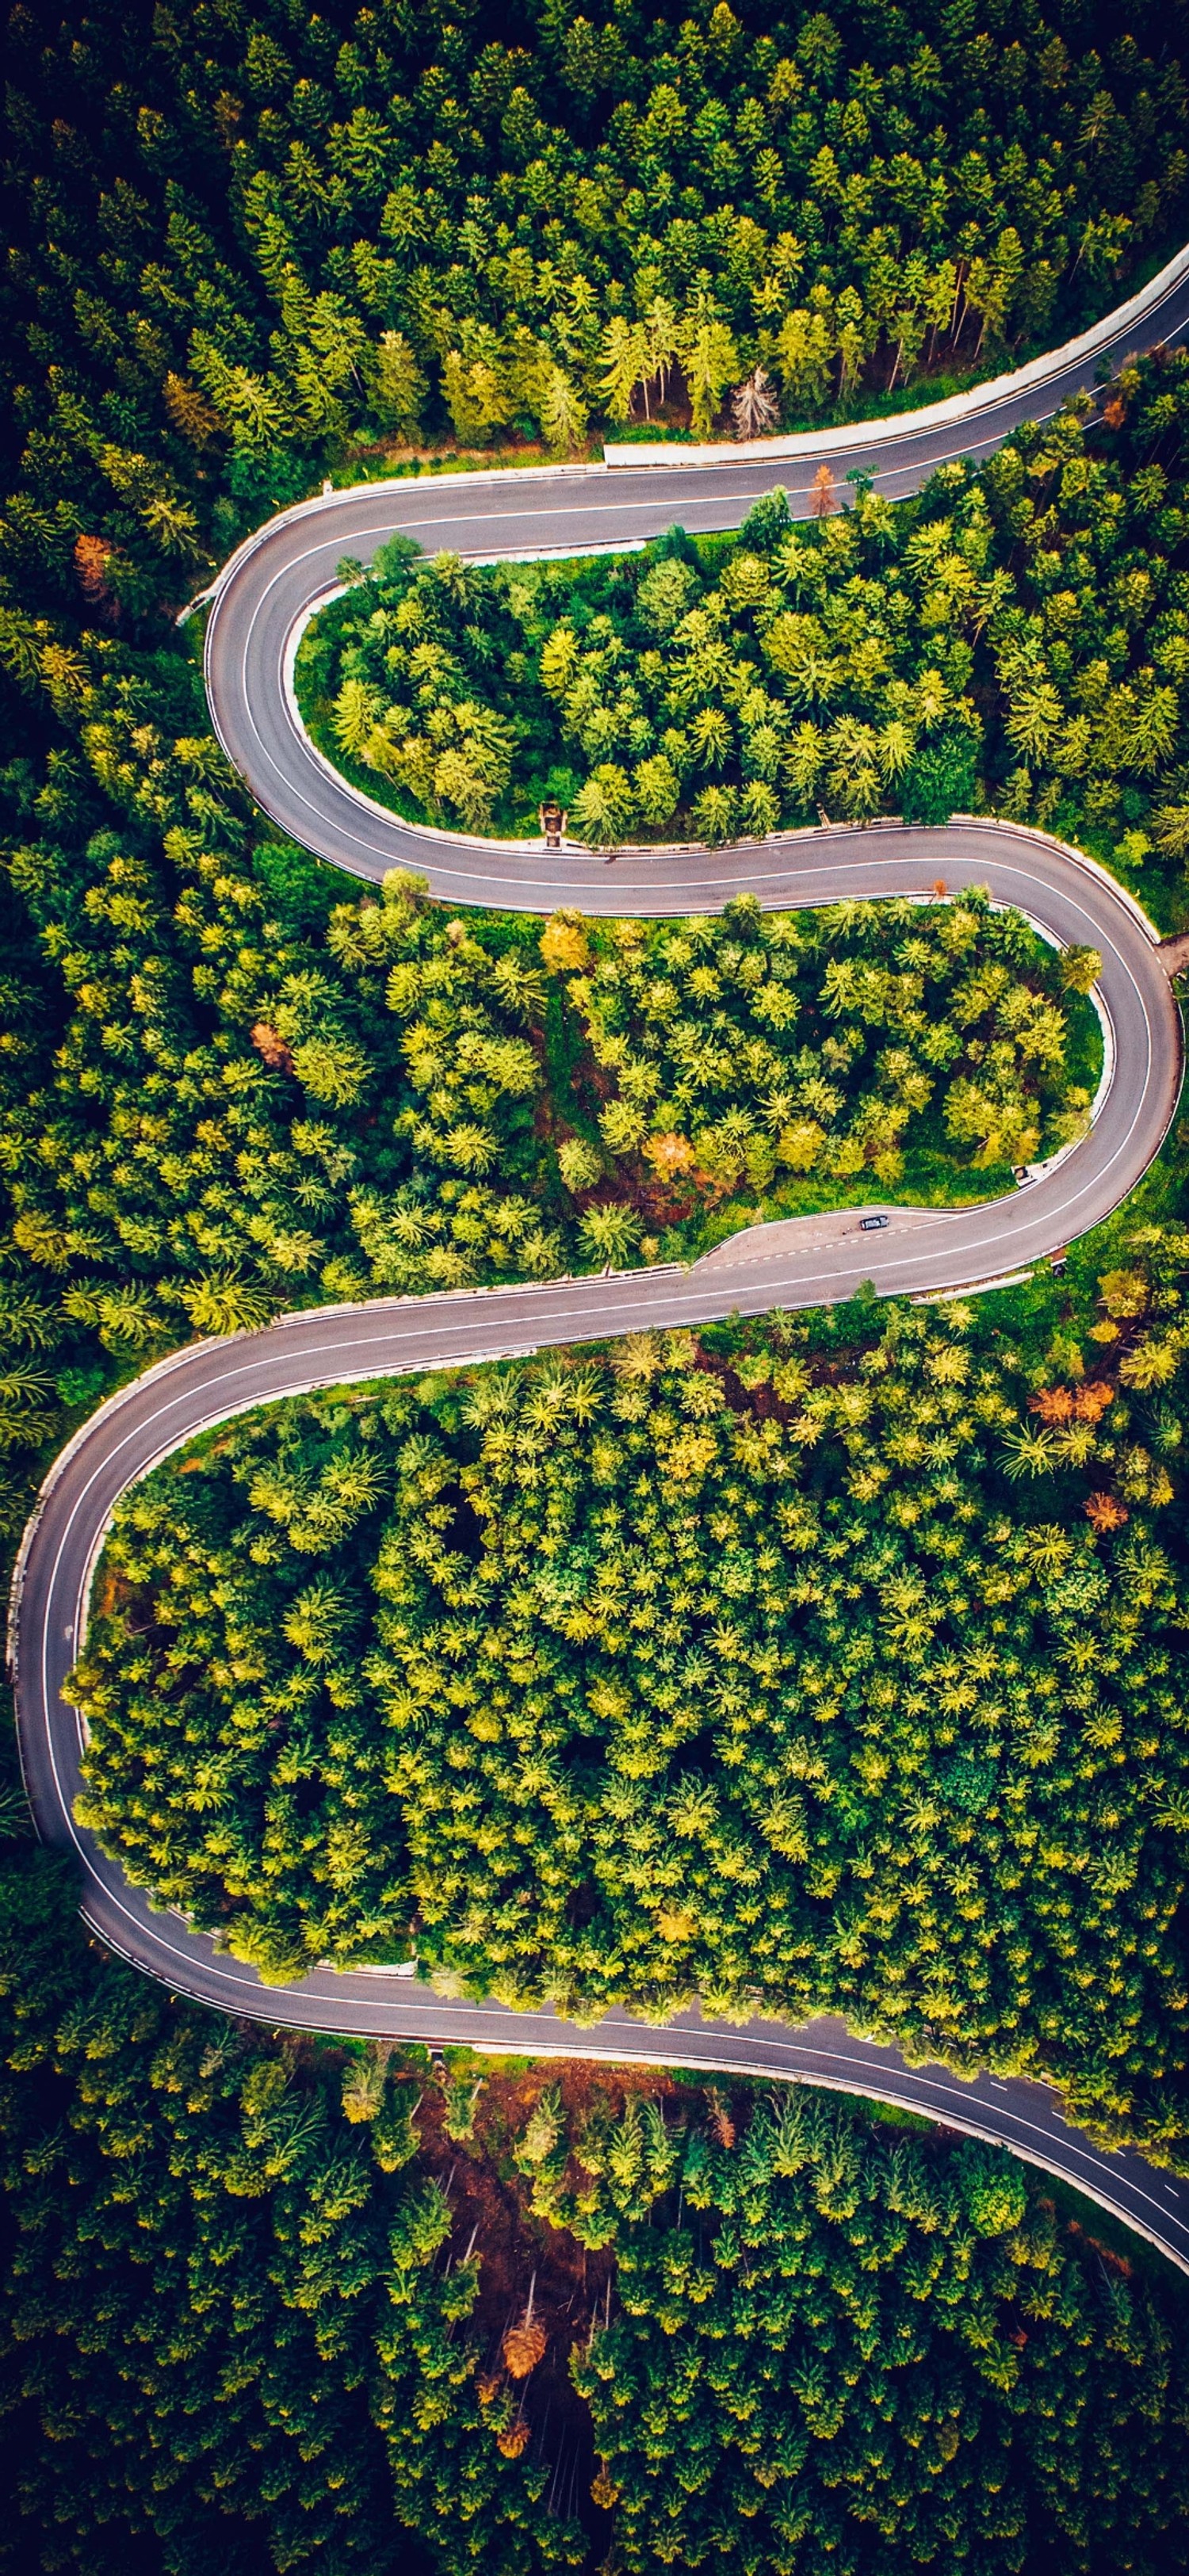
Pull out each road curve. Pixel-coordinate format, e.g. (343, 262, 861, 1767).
(10, 810, 1187, 2270)
(20, 270, 1189, 2273)
(202, 239, 1189, 887)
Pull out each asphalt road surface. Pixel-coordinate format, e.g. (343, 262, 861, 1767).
(15, 263, 1189, 2272)
(12, 815, 1187, 2269)
(201, 240, 1189, 891)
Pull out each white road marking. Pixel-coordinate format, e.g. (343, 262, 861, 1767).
(16, 263, 1189, 2271)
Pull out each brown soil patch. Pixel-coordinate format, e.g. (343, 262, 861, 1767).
(93, 1567, 132, 1621)
(397, 2055, 696, 2527)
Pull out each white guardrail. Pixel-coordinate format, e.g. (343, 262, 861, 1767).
(605, 239, 1189, 468)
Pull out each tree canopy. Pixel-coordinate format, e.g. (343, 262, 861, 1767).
(2, 0, 1187, 625)
(3, 6, 1189, 2570)
(2, 1844, 1187, 2576)
(72, 1228, 1189, 2163)
(304, 366, 1189, 877)
(0, 673, 1093, 1560)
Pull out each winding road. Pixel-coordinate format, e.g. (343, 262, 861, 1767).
(13, 255, 1189, 2272)
(201, 237, 1189, 892)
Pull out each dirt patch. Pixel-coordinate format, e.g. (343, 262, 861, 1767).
(415, 2054, 678, 2340)
(396, 2055, 694, 2528)
(92, 1567, 133, 1621)
(1064, 2215, 1134, 2277)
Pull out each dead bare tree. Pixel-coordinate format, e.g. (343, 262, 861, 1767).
(730, 365, 779, 440)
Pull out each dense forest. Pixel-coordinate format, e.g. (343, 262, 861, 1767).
(72, 1226, 1189, 2160)
(17, 360, 1189, 1586)
(2, 0, 1187, 617)
(4, 6, 1189, 2570)
(306, 369, 1189, 859)
(0, 712, 1095, 1561)
(2, 1841, 1187, 2576)
(0, 0, 1187, 1600)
